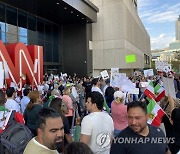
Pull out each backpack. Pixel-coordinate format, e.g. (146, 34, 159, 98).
(0, 110, 33, 154)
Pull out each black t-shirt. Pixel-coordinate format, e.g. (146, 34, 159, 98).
(110, 124, 168, 154)
(58, 85, 64, 95)
(82, 81, 92, 98)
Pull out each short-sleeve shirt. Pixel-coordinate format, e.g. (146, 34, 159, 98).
(5, 98, 20, 112)
(110, 124, 168, 154)
(81, 112, 114, 154)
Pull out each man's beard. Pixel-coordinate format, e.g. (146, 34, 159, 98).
(55, 141, 64, 153)
(130, 124, 146, 134)
(52, 137, 64, 152)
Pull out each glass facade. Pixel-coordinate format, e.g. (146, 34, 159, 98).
(0, 2, 61, 72)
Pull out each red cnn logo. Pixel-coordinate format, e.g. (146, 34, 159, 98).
(0, 40, 43, 90)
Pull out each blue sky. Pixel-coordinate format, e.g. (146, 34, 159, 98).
(138, 0, 180, 50)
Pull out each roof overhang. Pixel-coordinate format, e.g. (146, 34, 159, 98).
(0, 0, 99, 24)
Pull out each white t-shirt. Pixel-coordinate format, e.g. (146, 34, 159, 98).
(81, 112, 114, 154)
(91, 86, 103, 95)
(5, 98, 20, 112)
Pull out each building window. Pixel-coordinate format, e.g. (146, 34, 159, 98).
(6, 6, 17, 26)
(0, 3, 5, 22)
(45, 21, 52, 42)
(37, 18, 44, 40)
(0, 2, 61, 65)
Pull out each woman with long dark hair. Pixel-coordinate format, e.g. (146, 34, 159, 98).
(24, 91, 43, 136)
(105, 86, 115, 108)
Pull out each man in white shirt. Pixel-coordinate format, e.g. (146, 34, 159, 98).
(91, 78, 103, 95)
(5, 87, 20, 112)
(80, 91, 114, 154)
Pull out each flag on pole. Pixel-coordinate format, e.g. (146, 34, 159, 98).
(154, 83, 165, 102)
(147, 98, 165, 127)
(21, 73, 26, 80)
(144, 81, 155, 99)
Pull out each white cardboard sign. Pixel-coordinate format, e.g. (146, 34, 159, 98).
(163, 77, 176, 99)
(144, 69, 154, 77)
(100, 70, 109, 80)
(0, 62, 4, 88)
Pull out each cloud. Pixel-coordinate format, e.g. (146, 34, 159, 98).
(138, 1, 179, 50)
(159, 34, 166, 39)
(151, 33, 175, 50)
(138, 1, 180, 23)
(138, 0, 157, 9)
(147, 11, 178, 23)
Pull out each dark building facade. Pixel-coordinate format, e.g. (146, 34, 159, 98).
(0, 0, 98, 77)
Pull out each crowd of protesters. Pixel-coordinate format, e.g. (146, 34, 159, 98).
(0, 71, 180, 154)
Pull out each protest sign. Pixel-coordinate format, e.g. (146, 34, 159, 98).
(155, 61, 170, 72)
(144, 69, 154, 77)
(0, 62, 4, 88)
(110, 68, 119, 87)
(163, 77, 176, 99)
(128, 88, 139, 95)
(163, 64, 172, 73)
(119, 73, 126, 77)
(140, 82, 149, 88)
(100, 70, 109, 80)
(126, 54, 136, 63)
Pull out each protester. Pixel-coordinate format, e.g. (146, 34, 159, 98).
(83, 77, 92, 100)
(162, 95, 180, 154)
(23, 108, 64, 154)
(24, 90, 43, 136)
(110, 101, 171, 154)
(49, 97, 73, 147)
(5, 87, 20, 112)
(80, 91, 114, 154)
(64, 142, 94, 154)
(62, 87, 74, 126)
(103, 78, 110, 94)
(0, 89, 11, 133)
(111, 91, 128, 137)
(42, 90, 52, 108)
(104, 86, 114, 108)
(91, 78, 103, 95)
(20, 88, 31, 113)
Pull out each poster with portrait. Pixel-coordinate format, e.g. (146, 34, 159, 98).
(100, 70, 109, 80)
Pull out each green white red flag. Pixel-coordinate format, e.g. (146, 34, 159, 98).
(144, 81, 155, 99)
(154, 83, 165, 102)
(147, 98, 165, 127)
(21, 73, 26, 80)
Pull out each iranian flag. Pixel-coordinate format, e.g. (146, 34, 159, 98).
(154, 83, 165, 102)
(144, 81, 155, 99)
(21, 73, 26, 80)
(147, 98, 165, 127)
